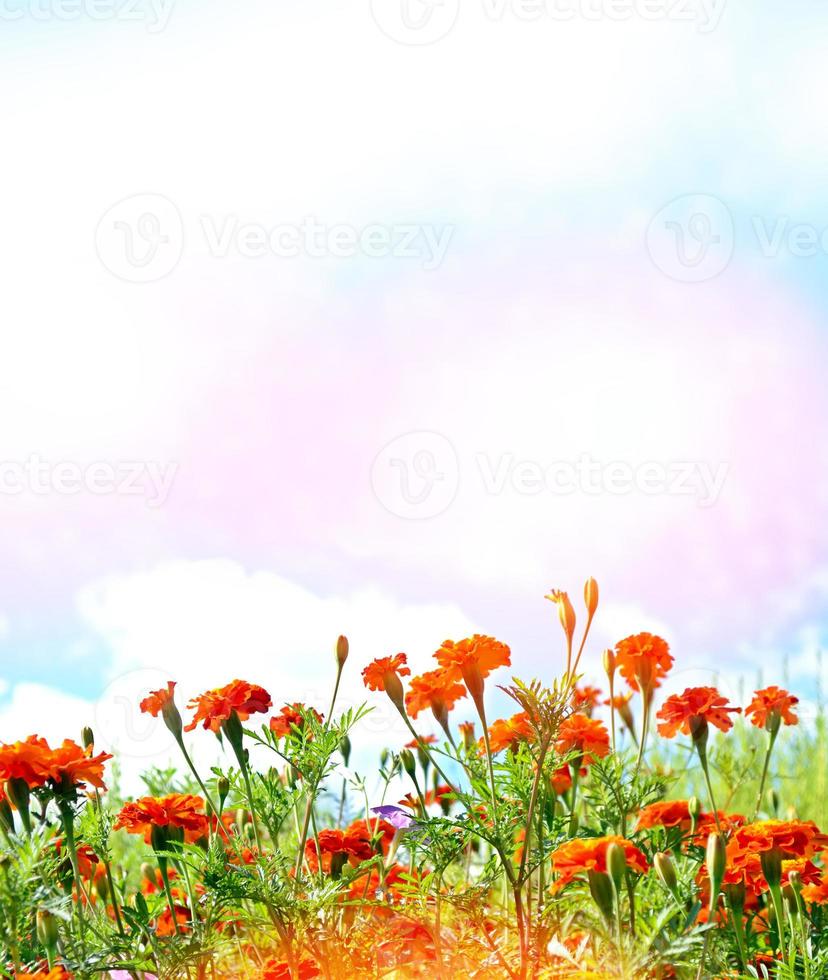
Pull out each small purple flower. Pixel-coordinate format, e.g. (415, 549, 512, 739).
(370, 805, 417, 830)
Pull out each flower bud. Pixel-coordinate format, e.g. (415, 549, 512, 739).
(36, 909, 60, 954)
(550, 591, 576, 644)
(688, 796, 702, 820)
(602, 648, 615, 678)
(705, 832, 726, 904)
(768, 788, 780, 817)
(400, 749, 417, 779)
(336, 635, 349, 670)
(606, 842, 627, 891)
(340, 734, 352, 767)
(587, 869, 615, 921)
(5, 778, 31, 833)
(788, 869, 803, 893)
(760, 847, 783, 890)
(723, 881, 745, 914)
(383, 671, 406, 714)
(379, 748, 390, 769)
(95, 872, 109, 902)
(584, 577, 599, 619)
(0, 796, 14, 835)
(81, 726, 95, 750)
(217, 776, 230, 810)
(141, 862, 156, 885)
(782, 883, 798, 917)
(654, 852, 678, 896)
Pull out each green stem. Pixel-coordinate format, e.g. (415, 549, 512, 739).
(752, 729, 778, 821)
(176, 736, 220, 819)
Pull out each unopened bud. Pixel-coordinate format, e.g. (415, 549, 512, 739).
(379, 748, 390, 769)
(706, 833, 726, 902)
(217, 776, 230, 810)
(782, 883, 798, 917)
(688, 796, 702, 820)
(587, 869, 615, 921)
(81, 726, 94, 750)
(5, 778, 31, 833)
(336, 635, 349, 670)
(36, 909, 60, 951)
(606, 842, 627, 891)
(95, 872, 109, 902)
(760, 847, 783, 890)
(768, 788, 780, 817)
(400, 749, 416, 779)
(724, 881, 745, 914)
(602, 649, 615, 678)
(340, 735, 352, 766)
(654, 852, 678, 895)
(0, 797, 14, 835)
(584, 577, 599, 619)
(140, 862, 156, 885)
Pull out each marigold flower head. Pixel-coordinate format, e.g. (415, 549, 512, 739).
(269, 703, 323, 738)
(728, 819, 828, 861)
(556, 714, 610, 763)
(614, 632, 673, 695)
(362, 653, 411, 713)
(571, 685, 602, 714)
(140, 682, 177, 717)
(114, 793, 209, 844)
(636, 799, 693, 831)
(656, 686, 740, 740)
(484, 712, 534, 753)
(404, 668, 467, 720)
(185, 680, 272, 734)
(545, 589, 576, 643)
(744, 686, 799, 731)
(433, 635, 511, 703)
(550, 835, 648, 891)
(0, 736, 111, 793)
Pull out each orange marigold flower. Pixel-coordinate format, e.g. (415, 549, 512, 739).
(405, 734, 436, 748)
(362, 653, 411, 692)
(404, 668, 467, 720)
(139, 681, 177, 717)
(434, 634, 511, 682)
(185, 679, 272, 733)
(262, 959, 320, 980)
(0, 735, 52, 787)
(485, 712, 534, 753)
(155, 903, 190, 936)
(114, 794, 209, 844)
(269, 703, 323, 738)
(656, 686, 740, 739)
(15, 969, 73, 980)
(636, 799, 693, 831)
(802, 871, 828, 905)
(728, 820, 828, 861)
(550, 835, 648, 891)
(744, 686, 799, 730)
(550, 764, 573, 795)
(41, 739, 113, 792)
(571, 685, 602, 714)
(614, 632, 673, 694)
(556, 714, 610, 762)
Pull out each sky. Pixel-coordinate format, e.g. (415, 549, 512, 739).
(1, 0, 828, 786)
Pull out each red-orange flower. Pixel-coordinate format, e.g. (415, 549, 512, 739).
(485, 712, 534, 753)
(404, 668, 467, 720)
(556, 714, 610, 762)
(728, 820, 828, 860)
(0, 736, 111, 792)
(550, 835, 648, 891)
(262, 959, 320, 980)
(15, 969, 73, 980)
(656, 687, 740, 739)
(614, 633, 673, 694)
(362, 653, 411, 692)
(140, 681, 177, 717)
(802, 871, 828, 905)
(744, 686, 799, 730)
(185, 680, 272, 733)
(636, 800, 693, 831)
(114, 794, 209, 844)
(571, 686, 602, 714)
(269, 703, 323, 738)
(434, 635, 511, 682)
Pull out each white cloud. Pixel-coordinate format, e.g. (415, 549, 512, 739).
(72, 559, 480, 784)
